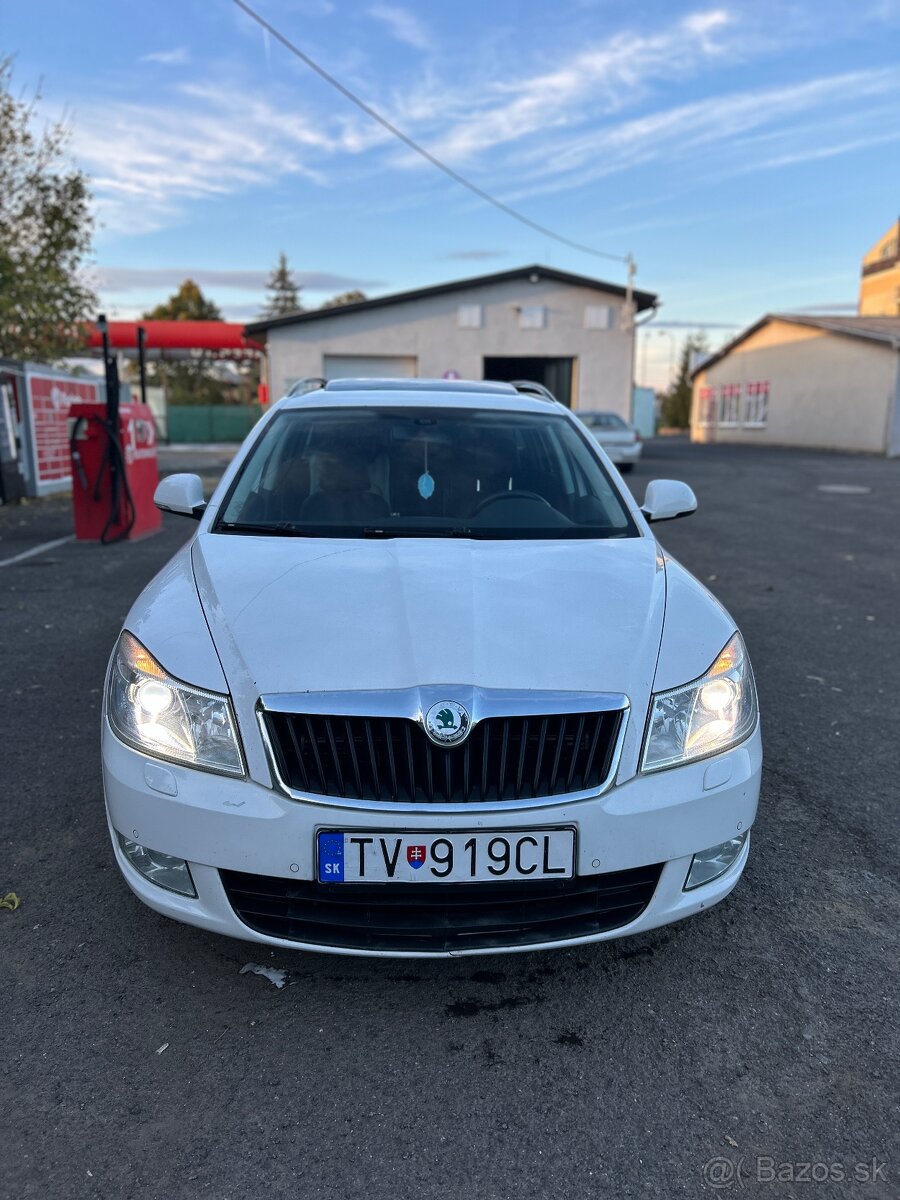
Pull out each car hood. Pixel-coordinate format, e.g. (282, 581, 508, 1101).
(191, 533, 665, 699)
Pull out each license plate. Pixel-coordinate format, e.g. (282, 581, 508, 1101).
(317, 829, 575, 884)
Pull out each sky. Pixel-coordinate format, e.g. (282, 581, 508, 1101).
(6, 0, 900, 387)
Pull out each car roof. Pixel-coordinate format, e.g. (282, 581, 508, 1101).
(278, 377, 567, 414)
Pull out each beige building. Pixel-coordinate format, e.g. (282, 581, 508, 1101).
(859, 219, 900, 316)
(691, 314, 900, 457)
(246, 264, 657, 414)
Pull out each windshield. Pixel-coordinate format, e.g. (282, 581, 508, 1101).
(579, 412, 628, 430)
(217, 406, 637, 540)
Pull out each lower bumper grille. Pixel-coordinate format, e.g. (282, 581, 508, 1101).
(219, 864, 663, 952)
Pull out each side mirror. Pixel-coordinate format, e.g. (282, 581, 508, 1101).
(154, 473, 206, 520)
(641, 479, 697, 523)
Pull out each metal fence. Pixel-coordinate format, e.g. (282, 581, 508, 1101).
(166, 405, 262, 444)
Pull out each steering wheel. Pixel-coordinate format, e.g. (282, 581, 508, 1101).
(472, 489, 551, 515)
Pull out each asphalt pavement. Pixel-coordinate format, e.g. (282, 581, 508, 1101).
(2, 438, 897, 1199)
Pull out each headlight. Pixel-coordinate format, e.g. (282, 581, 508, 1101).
(641, 633, 757, 772)
(107, 631, 244, 776)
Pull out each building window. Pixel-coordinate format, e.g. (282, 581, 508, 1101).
(457, 304, 483, 329)
(696, 386, 716, 426)
(743, 381, 770, 428)
(518, 305, 546, 330)
(584, 304, 614, 330)
(719, 383, 741, 427)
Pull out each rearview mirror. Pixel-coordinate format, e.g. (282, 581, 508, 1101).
(154, 473, 206, 519)
(641, 479, 697, 523)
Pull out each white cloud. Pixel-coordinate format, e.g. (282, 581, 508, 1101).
(443, 249, 507, 261)
(92, 266, 383, 293)
(683, 9, 731, 34)
(368, 4, 432, 50)
(93, 267, 270, 291)
(726, 129, 900, 173)
(280, 0, 336, 14)
(71, 82, 358, 233)
(66, 4, 900, 239)
(409, 9, 735, 164)
(139, 47, 190, 66)
(497, 67, 900, 199)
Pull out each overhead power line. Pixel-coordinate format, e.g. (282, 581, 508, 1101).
(231, 0, 630, 266)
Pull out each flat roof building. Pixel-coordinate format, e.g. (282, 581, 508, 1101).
(859, 219, 900, 317)
(246, 264, 657, 415)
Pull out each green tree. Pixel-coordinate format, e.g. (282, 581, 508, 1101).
(143, 281, 224, 405)
(144, 279, 222, 321)
(261, 252, 301, 316)
(0, 58, 97, 361)
(662, 333, 708, 428)
(321, 289, 367, 309)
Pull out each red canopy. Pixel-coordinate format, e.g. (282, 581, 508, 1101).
(84, 321, 264, 354)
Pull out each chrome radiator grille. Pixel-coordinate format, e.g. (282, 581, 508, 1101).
(263, 709, 624, 804)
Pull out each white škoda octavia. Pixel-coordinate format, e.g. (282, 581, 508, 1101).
(102, 379, 761, 957)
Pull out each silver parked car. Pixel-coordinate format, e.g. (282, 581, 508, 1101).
(577, 411, 642, 473)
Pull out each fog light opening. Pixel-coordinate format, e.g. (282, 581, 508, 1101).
(684, 832, 747, 891)
(117, 833, 196, 897)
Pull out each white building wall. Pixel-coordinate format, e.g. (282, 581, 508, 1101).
(265, 277, 635, 414)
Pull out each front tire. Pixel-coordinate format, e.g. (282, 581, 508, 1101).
(619, 463, 634, 474)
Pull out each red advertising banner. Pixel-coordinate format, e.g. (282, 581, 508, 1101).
(26, 373, 101, 491)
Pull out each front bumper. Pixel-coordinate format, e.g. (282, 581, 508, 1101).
(102, 720, 761, 958)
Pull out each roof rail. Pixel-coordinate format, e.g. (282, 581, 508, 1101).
(509, 379, 562, 405)
(287, 376, 326, 397)
(323, 378, 517, 394)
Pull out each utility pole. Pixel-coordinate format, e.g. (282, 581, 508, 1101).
(624, 254, 637, 421)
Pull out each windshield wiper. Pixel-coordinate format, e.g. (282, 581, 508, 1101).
(362, 526, 481, 539)
(217, 521, 312, 537)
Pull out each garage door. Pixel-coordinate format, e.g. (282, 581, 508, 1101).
(323, 355, 417, 381)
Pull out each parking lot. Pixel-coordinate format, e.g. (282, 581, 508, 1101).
(2, 438, 897, 1199)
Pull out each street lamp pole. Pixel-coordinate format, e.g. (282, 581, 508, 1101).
(657, 330, 676, 391)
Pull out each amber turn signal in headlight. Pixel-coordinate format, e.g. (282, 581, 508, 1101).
(107, 632, 244, 776)
(642, 633, 757, 772)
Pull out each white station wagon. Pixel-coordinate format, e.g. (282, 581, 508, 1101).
(102, 379, 761, 957)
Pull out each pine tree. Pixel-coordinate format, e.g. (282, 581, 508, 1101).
(262, 253, 301, 316)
